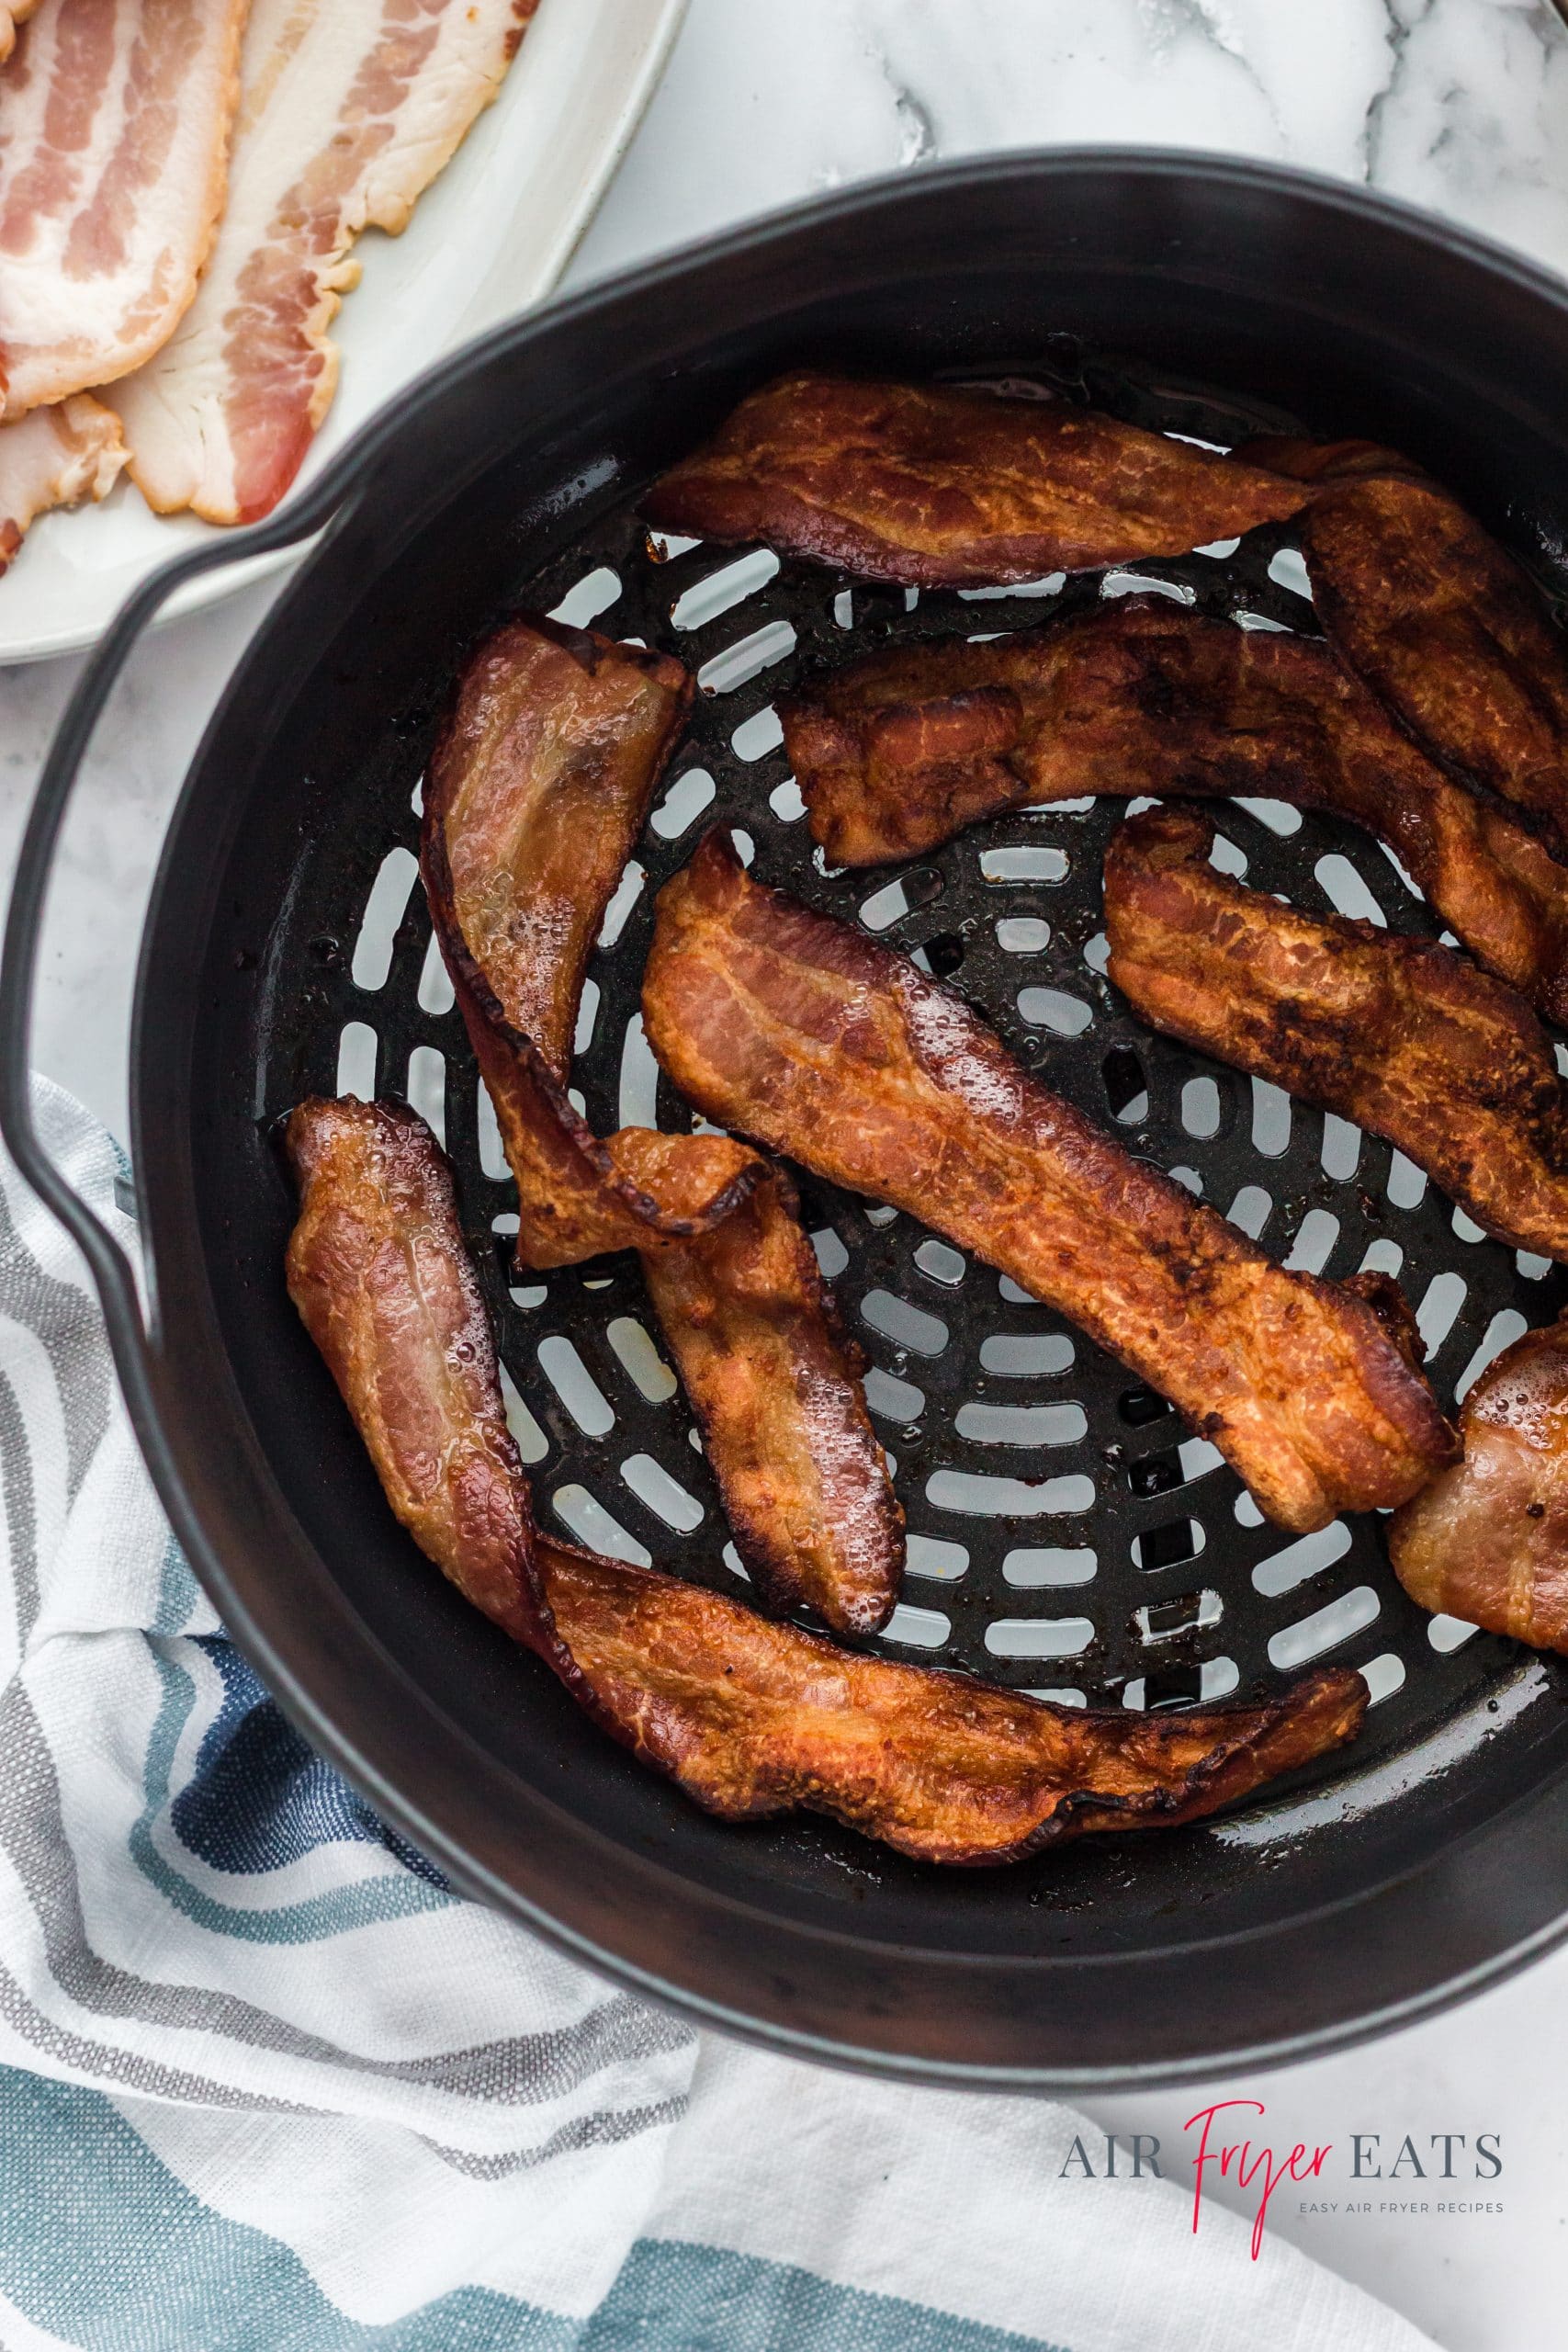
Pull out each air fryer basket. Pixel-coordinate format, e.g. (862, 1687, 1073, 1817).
(12, 154, 1568, 2090)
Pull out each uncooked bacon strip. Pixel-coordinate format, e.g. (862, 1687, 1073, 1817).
(426, 616, 693, 1080)
(643, 832, 1456, 1534)
(1247, 442, 1568, 848)
(641, 373, 1323, 588)
(0, 0, 248, 418)
(422, 624, 903, 1636)
(784, 601, 1568, 1023)
(0, 394, 125, 575)
(108, 0, 539, 525)
(1105, 804, 1568, 1262)
(1388, 1311, 1568, 1656)
(286, 1095, 1370, 1863)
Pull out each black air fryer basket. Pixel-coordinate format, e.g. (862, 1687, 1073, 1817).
(8, 153, 1568, 2090)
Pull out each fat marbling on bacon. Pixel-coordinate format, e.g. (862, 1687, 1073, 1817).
(0, 0, 249, 418)
(0, 393, 126, 573)
(108, 0, 540, 526)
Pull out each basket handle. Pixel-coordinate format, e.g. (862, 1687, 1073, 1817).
(0, 474, 361, 1433)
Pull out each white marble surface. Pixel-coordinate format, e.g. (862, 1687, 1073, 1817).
(6, 4, 1568, 2344)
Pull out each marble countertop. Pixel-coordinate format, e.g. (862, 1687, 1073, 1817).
(6, 5, 1568, 2344)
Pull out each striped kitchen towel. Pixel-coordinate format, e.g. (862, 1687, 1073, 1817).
(0, 1075, 1440, 2352)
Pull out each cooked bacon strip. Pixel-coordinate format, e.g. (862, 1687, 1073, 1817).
(0, 0, 248, 418)
(107, 0, 539, 526)
(643, 832, 1456, 1534)
(1388, 1312, 1568, 1656)
(537, 1543, 1368, 1860)
(287, 1094, 1370, 1862)
(640, 373, 1323, 588)
(1237, 435, 1411, 487)
(422, 621, 902, 1635)
(0, 393, 125, 575)
(285, 1095, 545, 1649)
(782, 600, 1568, 1024)
(0, 1, 41, 68)
(1106, 805, 1568, 1260)
(428, 616, 693, 1080)
(1248, 443, 1568, 848)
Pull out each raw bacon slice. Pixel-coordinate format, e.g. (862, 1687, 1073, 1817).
(0, 1, 40, 67)
(0, 392, 125, 573)
(1248, 442, 1568, 850)
(642, 831, 1457, 1535)
(285, 1095, 1371, 1863)
(1388, 1311, 1568, 1657)
(1104, 804, 1568, 1263)
(640, 373, 1325, 588)
(782, 599, 1568, 1024)
(107, 0, 539, 526)
(0, 0, 249, 418)
(422, 617, 903, 1636)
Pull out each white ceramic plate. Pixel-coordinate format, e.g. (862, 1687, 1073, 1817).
(3, 0, 688, 665)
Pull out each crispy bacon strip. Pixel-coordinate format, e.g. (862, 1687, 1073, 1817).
(107, 0, 539, 525)
(1388, 1312, 1568, 1656)
(286, 1095, 1370, 1862)
(643, 832, 1456, 1533)
(0, 394, 126, 575)
(536, 1542, 1369, 1860)
(640, 373, 1322, 588)
(0, 0, 248, 418)
(1248, 444, 1568, 848)
(782, 601, 1568, 1023)
(284, 1095, 545, 1648)
(1104, 804, 1568, 1262)
(423, 619, 902, 1635)
(427, 615, 693, 1080)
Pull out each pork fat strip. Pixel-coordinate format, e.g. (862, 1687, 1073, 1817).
(0, 0, 249, 417)
(287, 1095, 1370, 1861)
(1104, 805, 1568, 1263)
(426, 615, 692, 1080)
(1246, 440, 1568, 850)
(782, 601, 1568, 1023)
(422, 619, 903, 1635)
(1388, 1312, 1568, 1656)
(644, 831, 1456, 1533)
(0, 395, 126, 575)
(640, 374, 1322, 589)
(108, 0, 540, 525)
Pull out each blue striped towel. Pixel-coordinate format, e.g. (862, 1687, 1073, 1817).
(0, 1077, 1440, 2352)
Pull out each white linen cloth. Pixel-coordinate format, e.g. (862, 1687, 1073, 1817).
(0, 1076, 1441, 2351)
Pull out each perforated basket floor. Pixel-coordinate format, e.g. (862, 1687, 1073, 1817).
(301, 358, 1568, 1784)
